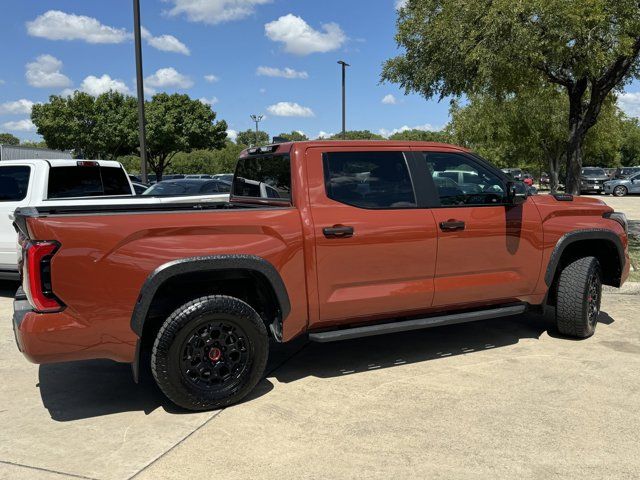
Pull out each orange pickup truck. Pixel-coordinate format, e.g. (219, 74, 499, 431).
(12, 141, 630, 410)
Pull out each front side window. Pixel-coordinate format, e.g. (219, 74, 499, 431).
(423, 152, 506, 206)
(323, 151, 416, 209)
(0, 166, 30, 202)
(233, 155, 291, 201)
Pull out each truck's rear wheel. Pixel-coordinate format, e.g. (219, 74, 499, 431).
(151, 295, 268, 411)
(555, 256, 602, 338)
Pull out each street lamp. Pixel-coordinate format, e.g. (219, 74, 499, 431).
(133, 0, 148, 183)
(250, 114, 264, 146)
(337, 60, 350, 139)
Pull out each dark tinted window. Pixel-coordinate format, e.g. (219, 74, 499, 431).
(143, 181, 201, 196)
(323, 151, 416, 209)
(423, 152, 506, 206)
(0, 166, 30, 202)
(233, 155, 291, 201)
(47, 166, 131, 198)
(200, 180, 230, 194)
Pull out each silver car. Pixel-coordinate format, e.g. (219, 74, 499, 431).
(603, 172, 640, 196)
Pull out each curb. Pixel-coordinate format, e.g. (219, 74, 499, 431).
(604, 282, 640, 295)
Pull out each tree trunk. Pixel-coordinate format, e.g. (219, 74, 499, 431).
(548, 155, 560, 194)
(564, 90, 587, 195)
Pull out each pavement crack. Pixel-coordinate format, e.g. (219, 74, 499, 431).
(0, 459, 98, 480)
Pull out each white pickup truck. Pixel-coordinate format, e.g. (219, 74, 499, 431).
(0, 159, 228, 279)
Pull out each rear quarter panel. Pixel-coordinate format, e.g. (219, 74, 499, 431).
(25, 207, 307, 362)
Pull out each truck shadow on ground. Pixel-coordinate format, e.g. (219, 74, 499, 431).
(36, 310, 614, 422)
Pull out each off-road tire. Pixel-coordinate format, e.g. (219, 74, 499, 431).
(151, 295, 269, 411)
(556, 256, 602, 338)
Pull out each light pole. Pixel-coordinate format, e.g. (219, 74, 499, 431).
(250, 114, 264, 146)
(337, 60, 350, 139)
(133, 0, 148, 184)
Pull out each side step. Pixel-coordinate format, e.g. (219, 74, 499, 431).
(308, 304, 527, 343)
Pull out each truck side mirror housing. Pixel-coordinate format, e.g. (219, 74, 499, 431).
(507, 181, 528, 205)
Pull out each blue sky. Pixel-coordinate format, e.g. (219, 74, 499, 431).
(1, 0, 639, 143)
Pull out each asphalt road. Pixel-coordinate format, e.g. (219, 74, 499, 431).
(1, 194, 639, 480)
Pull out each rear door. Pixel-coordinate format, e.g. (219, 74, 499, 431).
(307, 147, 438, 329)
(415, 150, 543, 307)
(0, 164, 32, 271)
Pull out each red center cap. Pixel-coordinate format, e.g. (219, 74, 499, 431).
(208, 347, 222, 362)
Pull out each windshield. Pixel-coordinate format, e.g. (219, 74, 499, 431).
(581, 168, 606, 176)
(232, 155, 291, 202)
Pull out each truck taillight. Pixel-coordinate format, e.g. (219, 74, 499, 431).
(22, 241, 64, 313)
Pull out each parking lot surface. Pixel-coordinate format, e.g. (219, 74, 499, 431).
(1, 194, 639, 480)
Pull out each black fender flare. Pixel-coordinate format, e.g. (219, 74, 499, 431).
(544, 229, 625, 286)
(130, 254, 291, 336)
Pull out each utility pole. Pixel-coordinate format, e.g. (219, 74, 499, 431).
(250, 114, 264, 146)
(337, 60, 350, 139)
(133, 0, 148, 183)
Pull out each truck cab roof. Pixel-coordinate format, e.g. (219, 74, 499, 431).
(0, 158, 123, 168)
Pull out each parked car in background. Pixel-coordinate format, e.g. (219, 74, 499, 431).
(522, 173, 534, 186)
(539, 172, 550, 188)
(12, 141, 629, 411)
(131, 182, 149, 195)
(613, 166, 640, 179)
(580, 167, 609, 193)
(501, 168, 523, 180)
(184, 174, 213, 179)
(213, 173, 234, 183)
(142, 178, 230, 202)
(604, 172, 640, 197)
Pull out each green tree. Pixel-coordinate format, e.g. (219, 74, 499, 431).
(32, 91, 97, 158)
(388, 129, 451, 142)
(20, 140, 49, 149)
(276, 131, 309, 142)
(329, 130, 384, 140)
(383, 0, 640, 194)
(619, 116, 640, 166)
(92, 92, 138, 159)
(144, 93, 228, 181)
(236, 129, 270, 147)
(0, 133, 20, 145)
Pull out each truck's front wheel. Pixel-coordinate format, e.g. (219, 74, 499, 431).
(555, 256, 602, 338)
(151, 295, 269, 411)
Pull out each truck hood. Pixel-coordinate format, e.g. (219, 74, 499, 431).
(530, 193, 612, 220)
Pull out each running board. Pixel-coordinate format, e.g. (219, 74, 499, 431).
(308, 304, 527, 343)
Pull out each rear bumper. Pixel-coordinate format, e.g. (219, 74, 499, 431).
(0, 268, 20, 281)
(12, 290, 136, 364)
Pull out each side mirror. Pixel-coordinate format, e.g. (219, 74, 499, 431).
(507, 181, 528, 205)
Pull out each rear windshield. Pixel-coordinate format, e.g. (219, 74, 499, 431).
(0, 166, 30, 202)
(232, 155, 291, 201)
(47, 165, 131, 199)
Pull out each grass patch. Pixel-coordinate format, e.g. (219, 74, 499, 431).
(629, 234, 640, 282)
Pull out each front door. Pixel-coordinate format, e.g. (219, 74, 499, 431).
(306, 147, 438, 329)
(416, 151, 543, 307)
(0, 165, 32, 272)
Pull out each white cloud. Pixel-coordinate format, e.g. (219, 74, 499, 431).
(165, 0, 271, 25)
(395, 0, 408, 9)
(2, 119, 36, 131)
(265, 14, 347, 55)
(26, 10, 128, 44)
(0, 99, 36, 115)
(226, 129, 238, 142)
(25, 54, 72, 89)
(256, 66, 309, 79)
(382, 94, 397, 105)
(199, 96, 219, 106)
(618, 92, 640, 118)
(145, 67, 194, 90)
(317, 131, 334, 139)
(267, 101, 314, 117)
(379, 123, 436, 137)
(204, 74, 219, 83)
(80, 75, 131, 96)
(141, 27, 190, 55)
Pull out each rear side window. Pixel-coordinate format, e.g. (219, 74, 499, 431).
(323, 151, 416, 209)
(0, 166, 30, 202)
(47, 166, 131, 199)
(233, 155, 291, 201)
